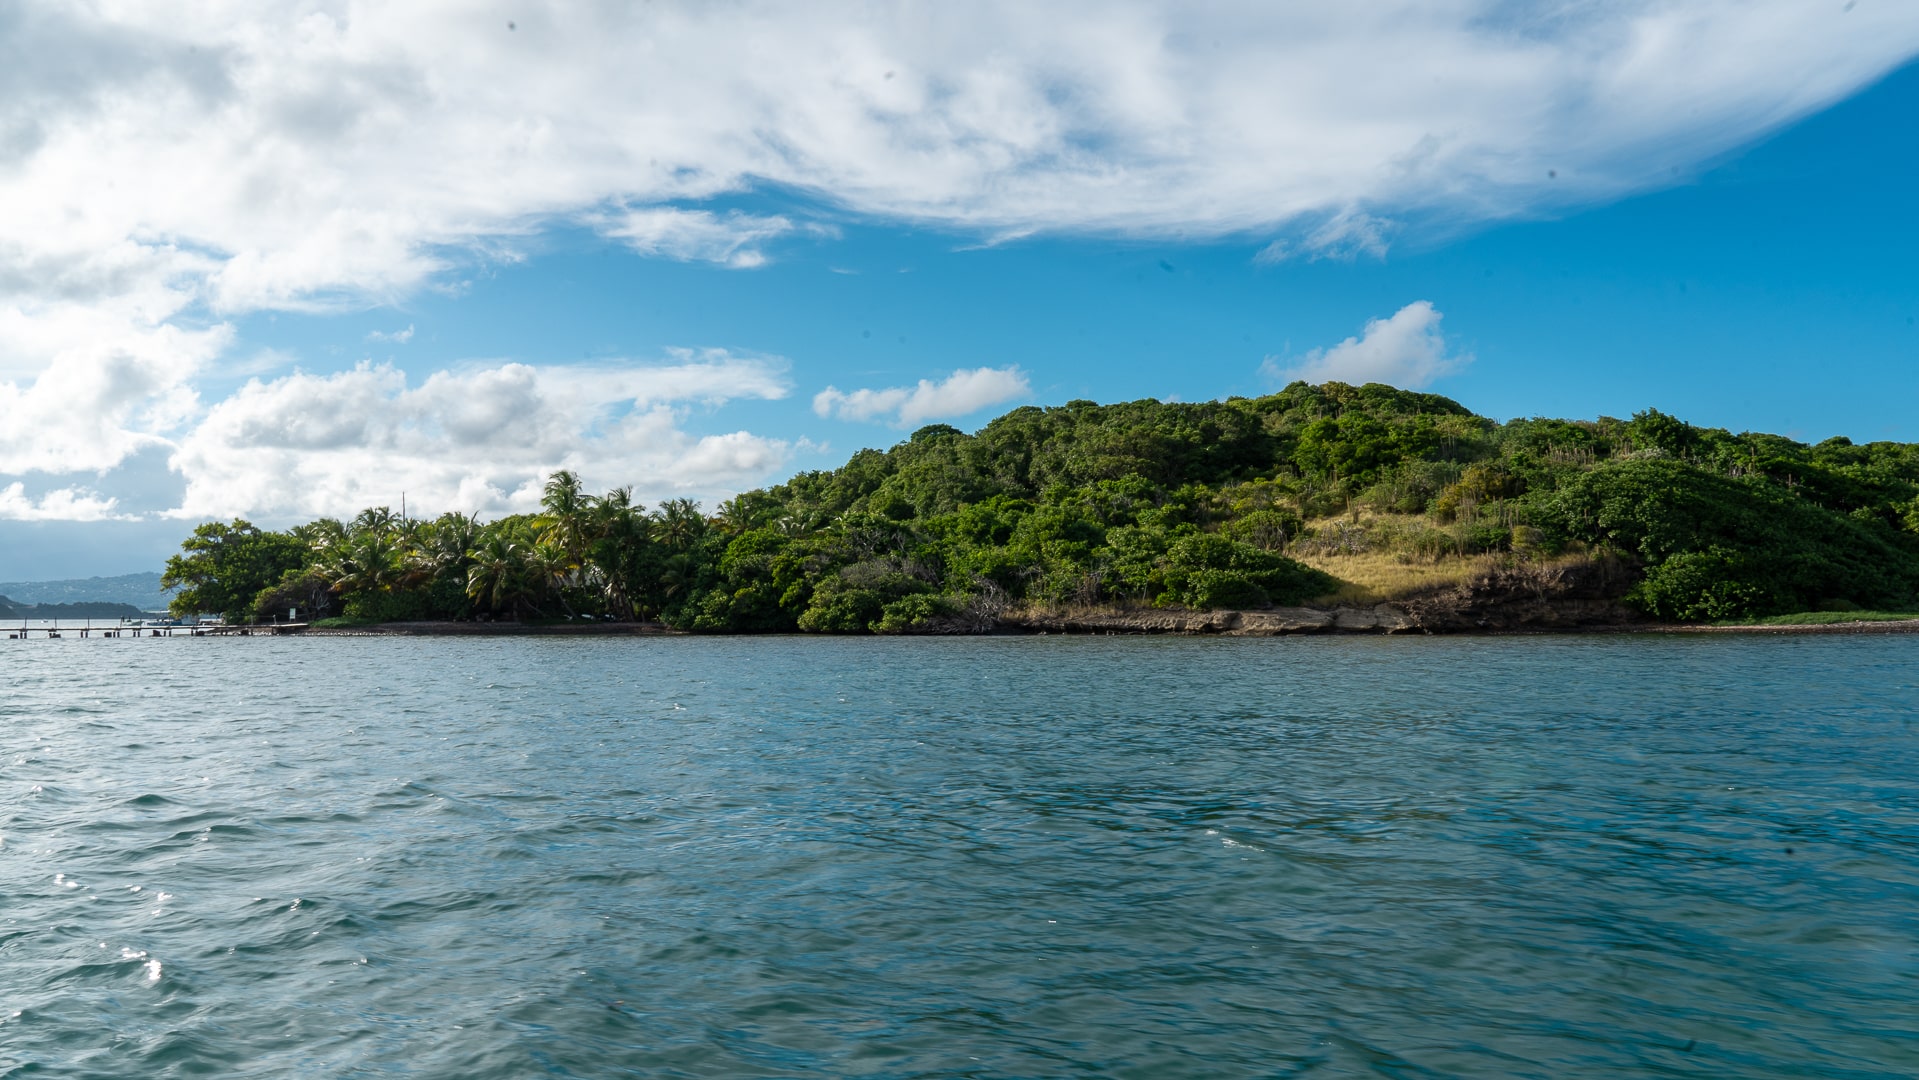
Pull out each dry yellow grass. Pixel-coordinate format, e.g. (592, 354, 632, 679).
(1295, 551, 1478, 605)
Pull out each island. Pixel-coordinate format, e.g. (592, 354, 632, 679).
(157, 381, 1919, 635)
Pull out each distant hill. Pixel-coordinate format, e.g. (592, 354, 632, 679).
(0, 572, 171, 612)
(0, 596, 149, 620)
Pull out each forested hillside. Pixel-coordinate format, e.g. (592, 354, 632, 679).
(0, 572, 171, 612)
(0, 597, 149, 620)
(162, 382, 1919, 629)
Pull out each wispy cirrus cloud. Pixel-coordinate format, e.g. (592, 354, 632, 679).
(814, 366, 1031, 427)
(595, 208, 834, 269)
(1255, 212, 1397, 264)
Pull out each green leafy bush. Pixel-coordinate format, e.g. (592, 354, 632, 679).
(797, 589, 888, 633)
(872, 594, 956, 634)
(1548, 458, 1919, 619)
(1159, 534, 1336, 609)
(1630, 547, 1775, 621)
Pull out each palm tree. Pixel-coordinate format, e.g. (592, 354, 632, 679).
(591, 493, 649, 620)
(294, 517, 349, 553)
(322, 529, 406, 596)
(352, 506, 398, 537)
(528, 537, 579, 616)
(538, 470, 592, 555)
(656, 498, 707, 551)
(420, 512, 480, 571)
(465, 532, 537, 617)
(541, 470, 586, 517)
(715, 497, 754, 535)
(658, 550, 699, 604)
(597, 485, 633, 515)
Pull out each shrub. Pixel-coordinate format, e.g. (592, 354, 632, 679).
(1462, 522, 1512, 554)
(797, 588, 887, 633)
(1224, 509, 1303, 551)
(1549, 458, 1919, 617)
(1630, 547, 1775, 621)
(1160, 533, 1336, 609)
(872, 593, 956, 633)
(1181, 570, 1271, 610)
(341, 589, 434, 622)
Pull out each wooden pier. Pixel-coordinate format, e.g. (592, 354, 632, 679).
(6, 622, 309, 639)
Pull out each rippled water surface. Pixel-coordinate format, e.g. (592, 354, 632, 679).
(4, 634, 1917, 1078)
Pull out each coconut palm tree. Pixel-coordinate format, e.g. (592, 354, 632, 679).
(465, 531, 538, 617)
(323, 528, 407, 596)
(527, 536, 580, 616)
(539, 470, 595, 560)
(656, 498, 707, 551)
(715, 496, 754, 535)
(419, 512, 480, 572)
(352, 506, 398, 537)
(294, 517, 349, 554)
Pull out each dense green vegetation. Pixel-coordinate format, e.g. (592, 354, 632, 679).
(162, 382, 1919, 629)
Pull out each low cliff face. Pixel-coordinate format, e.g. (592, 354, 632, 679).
(1392, 556, 1641, 632)
(995, 556, 1641, 636)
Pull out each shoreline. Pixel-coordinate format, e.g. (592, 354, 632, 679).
(288, 614, 1919, 638)
(1650, 618, 1919, 636)
(303, 620, 680, 637)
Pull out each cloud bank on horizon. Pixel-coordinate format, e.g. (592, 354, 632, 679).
(2, 1, 1916, 524)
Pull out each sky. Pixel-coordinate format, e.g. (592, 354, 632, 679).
(2, 1, 1917, 581)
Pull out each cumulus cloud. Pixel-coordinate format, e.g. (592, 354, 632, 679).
(0, 483, 129, 522)
(167, 351, 794, 520)
(0, 303, 229, 475)
(366, 324, 414, 344)
(1263, 302, 1468, 389)
(814, 366, 1031, 427)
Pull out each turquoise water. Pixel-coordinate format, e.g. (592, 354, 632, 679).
(3, 634, 1917, 1078)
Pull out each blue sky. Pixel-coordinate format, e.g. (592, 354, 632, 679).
(2, 3, 1916, 580)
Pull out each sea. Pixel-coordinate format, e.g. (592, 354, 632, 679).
(3, 634, 1916, 1078)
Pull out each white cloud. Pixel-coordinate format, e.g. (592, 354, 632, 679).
(167, 351, 793, 520)
(1263, 301, 1468, 389)
(2, 3, 1909, 313)
(0, 301, 229, 475)
(597, 209, 830, 269)
(0, 482, 129, 522)
(366, 324, 414, 344)
(1255, 212, 1397, 264)
(814, 366, 1031, 427)
(1, 1, 1916, 514)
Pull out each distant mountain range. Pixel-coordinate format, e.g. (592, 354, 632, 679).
(0, 596, 150, 620)
(0, 572, 172, 613)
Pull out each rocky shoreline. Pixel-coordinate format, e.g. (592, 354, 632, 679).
(998, 608, 1917, 636)
(303, 620, 677, 637)
(294, 612, 1919, 638)
(287, 556, 1914, 637)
